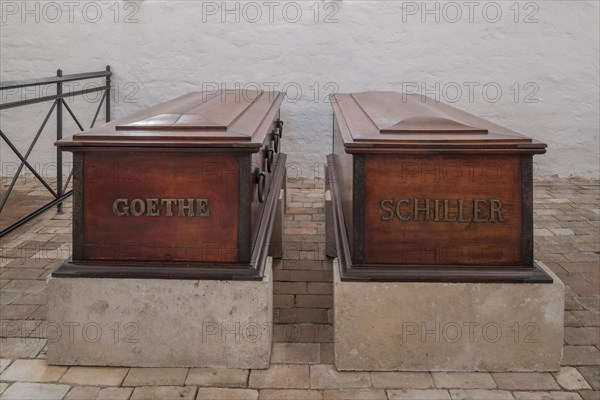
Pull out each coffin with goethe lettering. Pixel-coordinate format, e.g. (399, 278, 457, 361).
(55, 90, 285, 280)
(328, 91, 551, 282)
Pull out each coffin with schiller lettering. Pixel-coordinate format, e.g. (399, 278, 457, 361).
(55, 90, 286, 280)
(327, 91, 551, 283)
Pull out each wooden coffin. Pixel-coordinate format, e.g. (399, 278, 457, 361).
(328, 91, 551, 283)
(55, 90, 286, 280)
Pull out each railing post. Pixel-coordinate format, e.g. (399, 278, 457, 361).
(105, 65, 111, 122)
(56, 69, 63, 214)
(0, 68, 112, 238)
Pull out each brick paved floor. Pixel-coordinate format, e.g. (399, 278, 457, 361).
(0, 176, 68, 233)
(0, 178, 598, 400)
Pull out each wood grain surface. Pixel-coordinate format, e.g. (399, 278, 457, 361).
(363, 155, 522, 265)
(83, 152, 239, 263)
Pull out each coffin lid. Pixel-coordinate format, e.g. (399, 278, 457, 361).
(331, 91, 546, 153)
(57, 90, 283, 149)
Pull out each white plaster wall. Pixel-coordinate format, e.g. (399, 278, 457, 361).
(1, 0, 598, 180)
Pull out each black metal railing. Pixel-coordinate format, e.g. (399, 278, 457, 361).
(0, 66, 112, 238)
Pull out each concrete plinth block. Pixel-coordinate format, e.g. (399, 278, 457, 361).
(47, 259, 273, 368)
(333, 259, 564, 372)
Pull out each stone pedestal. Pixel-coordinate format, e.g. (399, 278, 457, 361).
(47, 259, 273, 368)
(333, 259, 564, 372)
